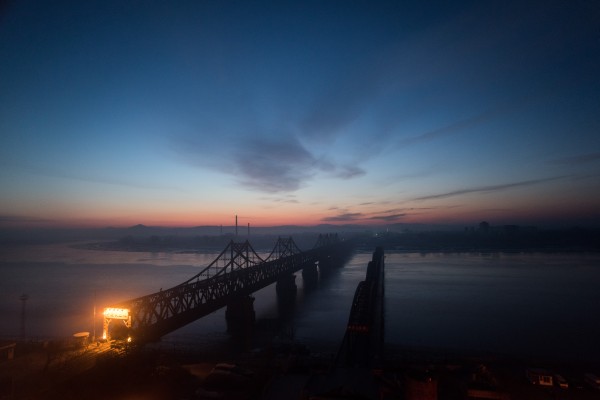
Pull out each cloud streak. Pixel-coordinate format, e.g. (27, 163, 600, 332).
(368, 213, 406, 222)
(321, 213, 364, 222)
(0, 215, 52, 225)
(413, 176, 566, 201)
(549, 152, 600, 166)
(395, 105, 511, 149)
(321, 210, 407, 223)
(1, 161, 183, 192)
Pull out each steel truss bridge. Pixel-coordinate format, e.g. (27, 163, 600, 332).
(103, 234, 354, 343)
(336, 246, 385, 368)
(303, 247, 385, 398)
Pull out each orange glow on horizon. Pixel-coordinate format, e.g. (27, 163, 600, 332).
(3, 197, 599, 229)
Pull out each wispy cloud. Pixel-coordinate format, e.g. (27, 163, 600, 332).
(0, 215, 52, 224)
(321, 213, 364, 222)
(413, 176, 566, 201)
(548, 152, 600, 166)
(232, 136, 316, 192)
(395, 107, 508, 149)
(321, 209, 407, 223)
(300, 60, 380, 142)
(260, 195, 299, 204)
(334, 165, 366, 179)
(1, 161, 183, 192)
(480, 208, 515, 212)
(368, 213, 406, 222)
(174, 134, 364, 193)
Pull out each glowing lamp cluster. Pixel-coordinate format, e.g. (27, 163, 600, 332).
(102, 307, 131, 341)
(103, 307, 130, 319)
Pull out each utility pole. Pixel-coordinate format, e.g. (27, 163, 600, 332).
(93, 290, 97, 342)
(20, 294, 29, 340)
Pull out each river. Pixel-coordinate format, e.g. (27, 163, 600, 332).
(1, 243, 599, 362)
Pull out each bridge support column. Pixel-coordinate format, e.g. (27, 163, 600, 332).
(276, 273, 297, 300)
(302, 263, 318, 288)
(226, 295, 255, 335)
(276, 274, 297, 324)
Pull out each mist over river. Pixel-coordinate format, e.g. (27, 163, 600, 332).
(1, 243, 599, 363)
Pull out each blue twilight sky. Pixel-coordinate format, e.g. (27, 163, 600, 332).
(1, 0, 599, 228)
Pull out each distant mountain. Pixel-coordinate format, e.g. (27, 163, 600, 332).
(128, 224, 148, 230)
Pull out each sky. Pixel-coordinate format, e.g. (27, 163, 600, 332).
(1, 0, 599, 229)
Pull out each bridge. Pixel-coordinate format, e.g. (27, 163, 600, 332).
(102, 234, 354, 343)
(336, 246, 385, 368)
(302, 247, 386, 398)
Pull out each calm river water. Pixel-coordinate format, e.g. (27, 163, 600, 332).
(1, 243, 599, 362)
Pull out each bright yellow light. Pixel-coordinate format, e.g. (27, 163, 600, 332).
(102, 333, 107, 340)
(103, 307, 129, 319)
(127, 336, 132, 343)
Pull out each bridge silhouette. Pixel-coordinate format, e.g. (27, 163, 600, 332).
(303, 247, 385, 398)
(102, 234, 354, 343)
(336, 246, 385, 368)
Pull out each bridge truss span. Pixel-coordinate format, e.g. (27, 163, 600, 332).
(103, 235, 353, 342)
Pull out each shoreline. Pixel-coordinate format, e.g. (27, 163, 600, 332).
(3, 335, 600, 400)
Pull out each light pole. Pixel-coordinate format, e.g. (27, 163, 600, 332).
(20, 294, 29, 340)
(93, 290, 97, 342)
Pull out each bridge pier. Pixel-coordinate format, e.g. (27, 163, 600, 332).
(225, 295, 256, 335)
(302, 263, 318, 288)
(276, 273, 297, 300)
(276, 273, 297, 321)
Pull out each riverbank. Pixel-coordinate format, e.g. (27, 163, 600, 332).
(3, 336, 600, 399)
